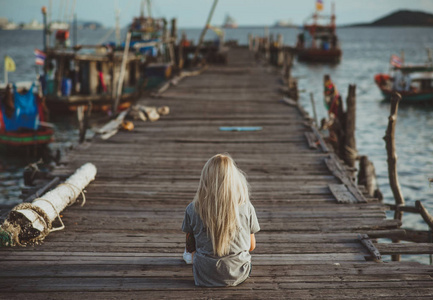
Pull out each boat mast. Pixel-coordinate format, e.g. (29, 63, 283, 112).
(331, 1, 336, 29)
(146, 0, 152, 18)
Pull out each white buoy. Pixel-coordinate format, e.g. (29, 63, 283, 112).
(1, 163, 97, 246)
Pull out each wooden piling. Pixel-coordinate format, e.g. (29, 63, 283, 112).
(383, 92, 404, 261)
(344, 84, 357, 168)
(384, 93, 405, 220)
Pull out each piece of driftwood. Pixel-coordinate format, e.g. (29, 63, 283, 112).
(358, 234, 382, 261)
(415, 200, 433, 231)
(325, 154, 366, 203)
(96, 110, 128, 140)
(328, 184, 357, 204)
(1, 163, 97, 246)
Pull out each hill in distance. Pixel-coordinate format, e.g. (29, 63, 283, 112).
(349, 10, 433, 27)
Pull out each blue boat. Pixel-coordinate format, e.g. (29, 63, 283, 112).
(374, 57, 433, 103)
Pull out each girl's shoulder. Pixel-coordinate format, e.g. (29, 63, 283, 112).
(185, 202, 197, 216)
(239, 201, 255, 213)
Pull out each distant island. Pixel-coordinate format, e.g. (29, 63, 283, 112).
(349, 10, 433, 27)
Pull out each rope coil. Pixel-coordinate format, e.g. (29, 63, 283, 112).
(33, 198, 65, 232)
(58, 182, 87, 207)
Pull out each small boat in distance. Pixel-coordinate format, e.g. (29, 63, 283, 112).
(374, 52, 433, 103)
(223, 14, 238, 29)
(295, 2, 342, 63)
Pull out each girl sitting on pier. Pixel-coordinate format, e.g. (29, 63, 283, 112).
(182, 154, 260, 286)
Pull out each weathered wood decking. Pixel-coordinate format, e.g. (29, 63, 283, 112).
(1, 48, 433, 299)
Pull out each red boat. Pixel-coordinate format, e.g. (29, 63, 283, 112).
(296, 2, 342, 63)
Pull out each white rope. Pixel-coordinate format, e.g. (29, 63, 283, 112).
(58, 182, 87, 207)
(33, 198, 65, 232)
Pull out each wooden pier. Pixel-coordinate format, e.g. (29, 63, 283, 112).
(1, 48, 433, 299)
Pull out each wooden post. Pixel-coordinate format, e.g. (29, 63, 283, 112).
(170, 18, 177, 70)
(282, 50, 288, 79)
(344, 84, 357, 168)
(77, 102, 92, 144)
(277, 34, 284, 66)
(415, 201, 433, 231)
(383, 92, 404, 261)
(248, 34, 253, 51)
(310, 92, 318, 126)
(384, 93, 405, 218)
(113, 31, 131, 115)
(254, 36, 259, 53)
(358, 156, 381, 200)
(415, 200, 433, 265)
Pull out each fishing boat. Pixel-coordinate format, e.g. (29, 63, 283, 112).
(39, 1, 176, 113)
(129, 7, 175, 89)
(0, 82, 54, 153)
(295, 2, 342, 63)
(374, 53, 433, 103)
(223, 14, 238, 29)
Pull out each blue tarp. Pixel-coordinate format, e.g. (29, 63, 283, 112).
(1, 83, 39, 131)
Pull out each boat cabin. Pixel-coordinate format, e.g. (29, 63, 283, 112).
(42, 46, 145, 111)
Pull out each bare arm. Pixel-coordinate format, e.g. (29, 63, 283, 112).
(249, 233, 256, 252)
(186, 232, 196, 261)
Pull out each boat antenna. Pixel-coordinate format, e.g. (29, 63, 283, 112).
(427, 48, 433, 64)
(115, 6, 121, 46)
(69, 0, 77, 24)
(48, 0, 52, 25)
(146, 0, 152, 18)
(63, 0, 69, 24)
(331, 1, 336, 28)
(58, 0, 64, 23)
(140, 0, 145, 17)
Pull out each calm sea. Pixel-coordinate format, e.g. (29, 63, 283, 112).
(1, 27, 433, 262)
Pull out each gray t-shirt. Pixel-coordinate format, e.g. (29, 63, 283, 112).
(181, 201, 260, 287)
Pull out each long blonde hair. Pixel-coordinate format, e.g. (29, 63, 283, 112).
(194, 154, 250, 256)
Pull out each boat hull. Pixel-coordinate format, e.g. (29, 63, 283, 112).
(379, 89, 433, 103)
(374, 73, 433, 103)
(0, 127, 54, 147)
(297, 48, 342, 63)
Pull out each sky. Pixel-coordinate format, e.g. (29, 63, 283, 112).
(1, 0, 433, 28)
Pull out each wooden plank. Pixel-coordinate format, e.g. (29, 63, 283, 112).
(328, 184, 357, 204)
(304, 132, 318, 149)
(325, 155, 367, 203)
(376, 243, 433, 255)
